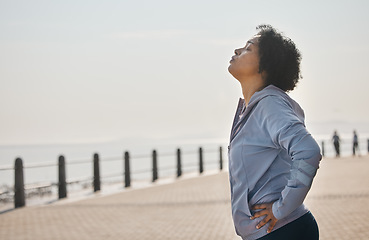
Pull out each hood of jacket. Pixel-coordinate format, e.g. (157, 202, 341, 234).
(248, 85, 305, 122)
(230, 85, 305, 142)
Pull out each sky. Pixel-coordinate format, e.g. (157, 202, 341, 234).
(1, 0, 369, 146)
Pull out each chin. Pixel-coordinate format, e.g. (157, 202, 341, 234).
(228, 64, 233, 74)
(228, 64, 237, 77)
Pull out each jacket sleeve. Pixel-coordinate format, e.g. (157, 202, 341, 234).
(261, 96, 322, 220)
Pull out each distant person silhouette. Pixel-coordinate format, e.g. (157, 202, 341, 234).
(353, 130, 359, 156)
(332, 131, 340, 157)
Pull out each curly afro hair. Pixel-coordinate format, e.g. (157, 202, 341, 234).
(256, 24, 302, 92)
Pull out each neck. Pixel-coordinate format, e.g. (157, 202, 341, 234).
(239, 76, 265, 106)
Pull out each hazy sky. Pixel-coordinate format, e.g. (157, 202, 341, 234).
(1, 0, 369, 145)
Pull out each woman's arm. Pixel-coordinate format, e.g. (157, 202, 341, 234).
(271, 121, 321, 219)
(264, 96, 321, 219)
(251, 96, 321, 231)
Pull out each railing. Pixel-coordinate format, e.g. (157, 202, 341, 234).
(0, 146, 225, 209)
(319, 138, 369, 157)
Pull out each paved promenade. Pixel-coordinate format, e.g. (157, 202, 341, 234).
(1, 155, 369, 240)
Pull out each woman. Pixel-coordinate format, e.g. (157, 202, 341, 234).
(227, 25, 321, 240)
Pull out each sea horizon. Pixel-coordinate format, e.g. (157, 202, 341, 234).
(1, 120, 369, 188)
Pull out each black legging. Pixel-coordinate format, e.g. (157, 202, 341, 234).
(257, 212, 319, 240)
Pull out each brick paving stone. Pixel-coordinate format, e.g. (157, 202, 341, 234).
(305, 155, 369, 240)
(1, 155, 368, 240)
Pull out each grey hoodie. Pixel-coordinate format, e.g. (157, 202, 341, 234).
(228, 85, 321, 240)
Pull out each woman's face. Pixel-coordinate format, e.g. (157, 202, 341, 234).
(228, 35, 260, 81)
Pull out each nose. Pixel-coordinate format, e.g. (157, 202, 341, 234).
(234, 48, 241, 55)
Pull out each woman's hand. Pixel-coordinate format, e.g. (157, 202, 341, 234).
(250, 202, 278, 233)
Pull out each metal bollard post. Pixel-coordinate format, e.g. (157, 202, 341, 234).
(219, 146, 223, 171)
(124, 151, 131, 188)
(152, 150, 158, 182)
(177, 148, 182, 178)
(321, 141, 325, 157)
(58, 155, 67, 199)
(93, 153, 100, 192)
(199, 147, 204, 174)
(14, 158, 25, 208)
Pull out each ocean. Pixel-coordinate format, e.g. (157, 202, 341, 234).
(0, 138, 227, 190)
(1, 120, 368, 196)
